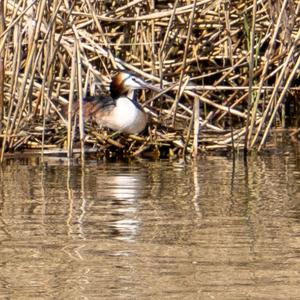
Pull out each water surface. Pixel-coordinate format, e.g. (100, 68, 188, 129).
(0, 143, 300, 299)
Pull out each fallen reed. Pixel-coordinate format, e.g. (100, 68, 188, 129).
(0, 0, 299, 160)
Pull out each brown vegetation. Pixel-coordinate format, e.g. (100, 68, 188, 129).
(0, 0, 299, 160)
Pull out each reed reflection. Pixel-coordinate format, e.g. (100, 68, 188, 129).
(0, 152, 299, 299)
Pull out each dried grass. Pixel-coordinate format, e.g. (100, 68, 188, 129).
(0, 0, 299, 161)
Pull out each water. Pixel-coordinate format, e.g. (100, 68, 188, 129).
(0, 143, 300, 299)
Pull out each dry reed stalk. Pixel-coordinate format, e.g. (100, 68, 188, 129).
(258, 53, 300, 151)
(251, 27, 300, 148)
(0, 0, 5, 134)
(193, 96, 200, 157)
(84, 0, 117, 70)
(244, 0, 257, 154)
(76, 39, 85, 164)
(248, 0, 289, 148)
(0, 1, 35, 44)
(185, 90, 247, 119)
(0, 23, 22, 162)
(159, 0, 179, 88)
(89, 130, 124, 149)
(0, 0, 299, 159)
(216, 92, 249, 123)
(197, 54, 249, 126)
(171, 0, 197, 126)
(290, 127, 300, 137)
(132, 137, 151, 157)
(8, 0, 47, 148)
(67, 38, 77, 159)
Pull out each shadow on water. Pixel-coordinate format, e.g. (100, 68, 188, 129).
(0, 141, 300, 299)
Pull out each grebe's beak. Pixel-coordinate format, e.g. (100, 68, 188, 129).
(124, 76, 147, 90)
(124, 75, 161, 93)
(137, 79, 161, 93)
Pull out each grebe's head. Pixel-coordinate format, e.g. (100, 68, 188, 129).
(110, 71, 149, 99)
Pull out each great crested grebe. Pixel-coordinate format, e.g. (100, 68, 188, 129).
(72, 71, 150, 134)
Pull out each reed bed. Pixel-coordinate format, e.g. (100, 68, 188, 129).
(0, 0, 299, 160)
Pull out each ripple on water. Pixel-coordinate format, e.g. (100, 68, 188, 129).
(0, 150, 300, 299)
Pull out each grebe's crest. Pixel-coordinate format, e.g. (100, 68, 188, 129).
(110, 71, 147, 99)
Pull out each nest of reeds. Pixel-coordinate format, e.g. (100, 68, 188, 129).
(0, 0, 299, 160)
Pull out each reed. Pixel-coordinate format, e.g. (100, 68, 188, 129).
(244, 0, 257, 155)
(0, 0, 299, 160)
(0, 1, 4, 135)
